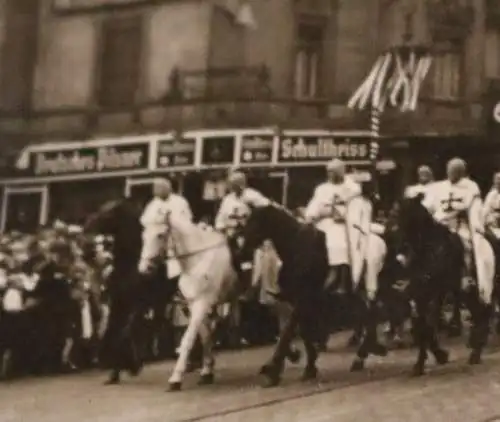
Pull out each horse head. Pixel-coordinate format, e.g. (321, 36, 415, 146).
(392, 194, 440, 267)
(240, 203, 298, 261)
(84, 197, 143, 269)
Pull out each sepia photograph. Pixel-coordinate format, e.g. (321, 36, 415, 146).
(0, 0, 499, 421)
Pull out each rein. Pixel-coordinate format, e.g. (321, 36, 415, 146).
(168, 240, 228, 261)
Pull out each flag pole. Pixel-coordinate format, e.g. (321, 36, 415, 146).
(369, 105, 381, 201)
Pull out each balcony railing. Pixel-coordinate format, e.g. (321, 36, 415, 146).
(426, 0, 474, 42)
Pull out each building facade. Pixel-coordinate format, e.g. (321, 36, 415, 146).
(0, 0, 494, 230)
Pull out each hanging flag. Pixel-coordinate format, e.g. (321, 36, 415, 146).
(216, 0, 257, 30)
(235, 2, 257, 29)
(15, 149, 30, 170)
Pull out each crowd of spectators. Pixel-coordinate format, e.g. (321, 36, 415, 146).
(0, 220, 282, 380)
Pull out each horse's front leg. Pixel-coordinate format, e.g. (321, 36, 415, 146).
(197, 313, 216, 386)
(427, 298, 450, 366)
(350, 297, 387, 372)
(297, 306, 320, 382)
(260, 301, 297, 388)
(467, 292, 492, 365)
(168, 299, 211, 392)
(411, 298, 430, 376)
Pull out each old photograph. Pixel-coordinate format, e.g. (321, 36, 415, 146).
(0, 0, 499, 421)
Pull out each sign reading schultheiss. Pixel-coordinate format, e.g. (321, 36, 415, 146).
(30, 143, 150, 176)
(276, 135, 370, 164)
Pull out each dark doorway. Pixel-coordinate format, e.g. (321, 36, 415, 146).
(5, 191, 42, 232)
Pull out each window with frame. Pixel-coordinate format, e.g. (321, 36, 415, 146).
(429, 44, 463, 100)
(485, 29, 500, 79)
(97, 15, 143, 108)
(0, 0, 39, 111)
(293, 22, 324, 99)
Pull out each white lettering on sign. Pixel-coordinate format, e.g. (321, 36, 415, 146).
(34, 147, 144, 175)
(96, 147, 142, 170)
(35, 152, 95, 175)
(348, 50, 432, 112)
(280, 138, 368, 160)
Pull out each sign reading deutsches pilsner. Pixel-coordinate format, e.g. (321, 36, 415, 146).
(31, 143, 149, 176)
(276, 136, 370, 163)
(240, 135, 273, 165)
(157, 138, 196, 168)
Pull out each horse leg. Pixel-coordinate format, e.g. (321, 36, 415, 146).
(428, 298, 450, 366)
(260, 303, 297, 388)
(350, 298, 387, 372)
(411, 299, 430, 376)
(297, 307, 319, 381)
(468, 246, 495, 365)
(467, 294, 492, 365)
(272, 300, 302, 364)
(197, 315, 215, 386)
(447, 289, 463, 338)
(168, 299, 211, 391)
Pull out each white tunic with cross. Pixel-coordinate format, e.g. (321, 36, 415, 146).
(304, 178, 361, 266)
(215, 188, 267, 237)
(422, 178, 482, 245)
(484, 188, 500, 237)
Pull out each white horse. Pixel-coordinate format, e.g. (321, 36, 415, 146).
(138, 211, 238, 391)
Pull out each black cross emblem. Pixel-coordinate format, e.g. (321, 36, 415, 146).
(229, 206, 247, 227)
(441, 191, 463, 212)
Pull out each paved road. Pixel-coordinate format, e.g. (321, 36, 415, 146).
(2, 333, 500, 422)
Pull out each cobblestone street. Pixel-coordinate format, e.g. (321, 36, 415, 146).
(3, 334, 500, 422)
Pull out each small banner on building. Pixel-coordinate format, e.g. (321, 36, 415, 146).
(28, 143, 150, 176)
(239, 135, 274, 165)
(156, 138, 196, 169)
(276, 136, 371, 164)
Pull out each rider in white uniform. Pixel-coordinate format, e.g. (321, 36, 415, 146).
(140, 177, 193, 226)
(215, 170, 269, 272)
(483, 172, 500, 238)
(140, 178, 193, 278)
(422, 158, 482, 278)
(215, 170, 269, 237)
(404, 165, 434, 199)
(304, 158, 361, 289)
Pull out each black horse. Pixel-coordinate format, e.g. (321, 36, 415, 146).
(239, 203, 329, 386)
(84, 197, 173, 384)
(395, 195, 492, 375)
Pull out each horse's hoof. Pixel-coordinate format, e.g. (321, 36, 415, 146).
(168, 382, 182, 392)
(287, 348, 302, 364)
(128, 364, 143, 377)
(468, 351, 482, 365)
(260, 374, 281, 388)
(370, 343, 388, 357)
(198, 373, 215, 385)
(301, 366, 318, 381)
(434, 349, 449, 365)
(350, 359, 364, 372)
(104, 377, 120, 385)
(411, 365, 425, 377)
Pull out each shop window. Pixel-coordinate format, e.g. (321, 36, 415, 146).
(293, 22, 324, 99)
(0, 0, 39, 111)
(429, 43, 463, 100)
(49, 179, 124, 225)
(97, 14, 143, 108)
